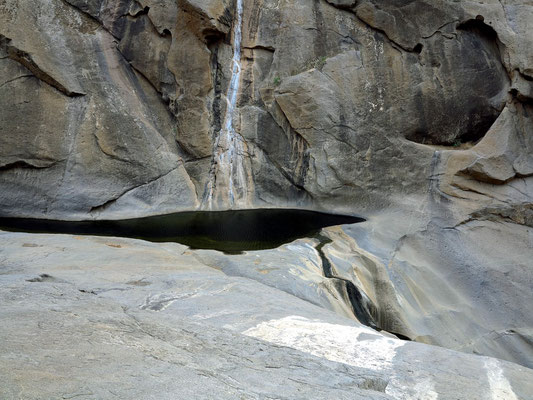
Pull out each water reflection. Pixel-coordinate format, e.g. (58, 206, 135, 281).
(0, 209, 364, 253)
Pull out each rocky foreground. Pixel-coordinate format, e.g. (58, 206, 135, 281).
(1, 230, 532, 399)
(2, 0, 533, 363)
(1, 0, 533, 397)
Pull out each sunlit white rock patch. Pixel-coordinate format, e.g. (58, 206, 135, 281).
(243, 315, 404, 371)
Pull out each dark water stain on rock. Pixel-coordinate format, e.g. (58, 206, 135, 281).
(26, 274, 65, 283)
(0, 209, 364, 254)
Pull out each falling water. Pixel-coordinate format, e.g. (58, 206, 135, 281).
(203, 0, 250, 209)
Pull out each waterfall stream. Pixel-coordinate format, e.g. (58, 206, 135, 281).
(203, 0, 250, 209)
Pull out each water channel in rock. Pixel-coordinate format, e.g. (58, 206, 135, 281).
(203, 0, 250, 209)
(0, 209, 364, 253)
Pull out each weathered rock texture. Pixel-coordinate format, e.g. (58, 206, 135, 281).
(1, 231, 533, 399)
(1, 0, 533, 381)
(1, 0, 531, 216)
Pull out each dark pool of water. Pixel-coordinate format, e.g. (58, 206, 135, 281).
(0, 209, 364, 253)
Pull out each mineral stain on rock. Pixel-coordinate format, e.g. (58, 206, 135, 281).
(0, 209, 364, 253)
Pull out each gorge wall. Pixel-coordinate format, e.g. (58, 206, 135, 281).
(2, 0, 531, 219)
(1, 0, 533, 370)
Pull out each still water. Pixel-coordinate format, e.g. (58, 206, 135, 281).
(0, 209, 364, 253)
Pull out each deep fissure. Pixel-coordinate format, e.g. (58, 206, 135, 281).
(315, 234, 378, 329)
(314, 234, 411, 340)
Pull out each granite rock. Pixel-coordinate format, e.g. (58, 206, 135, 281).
(1, 231, 532, 399)
(1, 0, 533, 378)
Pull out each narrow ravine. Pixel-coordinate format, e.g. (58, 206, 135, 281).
(203, 0, 251, 209)
(315, 234, 412, 341)
(314, 234, 378, 329)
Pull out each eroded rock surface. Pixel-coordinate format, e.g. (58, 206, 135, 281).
(1, 0, 533, 383)
(1, 0, 530, 216)
(1, 232, 532, 399)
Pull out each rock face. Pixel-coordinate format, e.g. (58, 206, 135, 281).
(1, 231, 533, 399)
(2, 0, 530, 218)
(1, 0, 533, 383)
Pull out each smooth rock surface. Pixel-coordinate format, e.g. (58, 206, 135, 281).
(1, 0, 533, 378)
(1, 231, 532, 399)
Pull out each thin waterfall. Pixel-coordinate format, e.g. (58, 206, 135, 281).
(203, 0, 250, 210)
